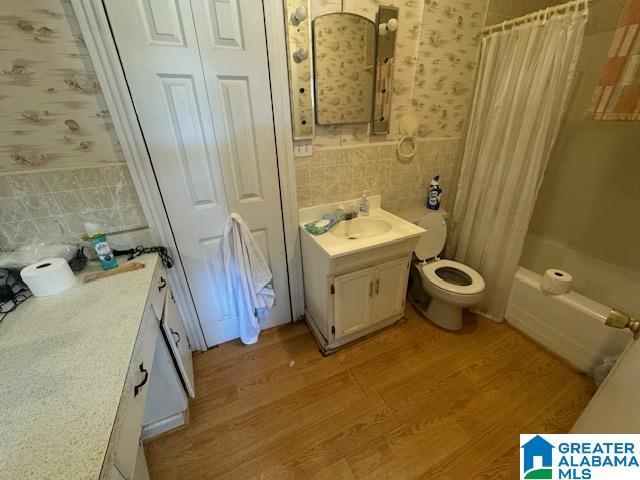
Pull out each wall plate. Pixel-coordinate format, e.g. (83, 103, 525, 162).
(293, 139, 313, 157)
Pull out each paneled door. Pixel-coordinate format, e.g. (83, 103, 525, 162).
(333, 268, 375, 338)
(371, 258, 409, 323)
(104, 0, 291, 346)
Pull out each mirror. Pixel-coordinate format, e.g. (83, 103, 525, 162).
(313, 13, 376, 125)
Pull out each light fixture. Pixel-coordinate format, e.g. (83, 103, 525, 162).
(378, 17, 398, 36)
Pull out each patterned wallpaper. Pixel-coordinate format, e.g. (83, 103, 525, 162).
(0, 0, 146, 248)
(414, 1, 487, 139)
(309, 0, 489, 146)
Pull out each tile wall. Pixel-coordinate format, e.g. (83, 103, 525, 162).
(0, 0, 147, 250)
(0, 165, 145, 248)
(296, 138, 461, 213)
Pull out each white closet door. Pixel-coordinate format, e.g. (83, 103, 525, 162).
(104, 0, 291, 346)
(189, 0, 291, 332)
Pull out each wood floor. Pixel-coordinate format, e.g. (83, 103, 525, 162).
(145, 301, 595, 479)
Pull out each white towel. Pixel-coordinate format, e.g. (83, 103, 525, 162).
(222, 213, 275, 344)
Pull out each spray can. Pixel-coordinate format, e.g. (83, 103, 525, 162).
(426, 175, 442, 210)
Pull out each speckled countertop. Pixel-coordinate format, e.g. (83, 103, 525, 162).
(0, 254, 159, 479)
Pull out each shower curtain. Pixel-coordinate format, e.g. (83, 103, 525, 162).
(448, 3, 588, 321)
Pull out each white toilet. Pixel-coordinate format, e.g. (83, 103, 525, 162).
(410, 211, 485, 330)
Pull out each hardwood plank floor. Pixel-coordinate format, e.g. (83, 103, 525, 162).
(145, 301, 595, 479)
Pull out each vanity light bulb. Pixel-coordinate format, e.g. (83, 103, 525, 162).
(387, 18, 398, 32)
(294, 6, 307, 22)
(293, 48, 309, 63)
(290, 6, 307, 26)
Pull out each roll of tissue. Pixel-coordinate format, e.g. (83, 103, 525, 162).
(541, 268, 573, 295)
(20, 258, 77, 297)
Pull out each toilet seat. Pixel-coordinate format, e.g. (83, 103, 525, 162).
(420, 259, 485, 295)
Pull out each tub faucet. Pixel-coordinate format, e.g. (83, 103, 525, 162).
(606, 308, 640, 340)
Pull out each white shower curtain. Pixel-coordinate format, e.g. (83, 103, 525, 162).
(449, 3, 588, 321)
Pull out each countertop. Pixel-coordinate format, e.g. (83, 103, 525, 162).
(299, 207, 425, 259)
(0, 254, 160, 479)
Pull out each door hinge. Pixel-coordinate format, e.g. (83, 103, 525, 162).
(331, 325, 335, 335)
(330, 284, 335, 294)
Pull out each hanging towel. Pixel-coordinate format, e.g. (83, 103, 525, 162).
(222, 213, 275, 345)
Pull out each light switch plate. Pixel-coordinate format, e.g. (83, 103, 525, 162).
(293, 139, 313, 157)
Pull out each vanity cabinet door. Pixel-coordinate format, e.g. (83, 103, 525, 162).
(371, 258, 410, 324)
(163, 286, 195, 398)
(333, 268, 374, 338)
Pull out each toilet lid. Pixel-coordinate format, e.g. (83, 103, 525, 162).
(420, 259, 485, 295)
(414, 212, 447, 260)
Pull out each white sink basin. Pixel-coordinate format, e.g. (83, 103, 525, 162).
(299, 195, 426, 258)
(329, 217, 392, 239)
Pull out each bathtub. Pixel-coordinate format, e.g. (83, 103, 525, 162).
(505, 267, 631, 373)
(520, 233, 640, 317)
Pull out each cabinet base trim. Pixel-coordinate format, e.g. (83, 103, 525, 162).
(305, 311, 405, 355)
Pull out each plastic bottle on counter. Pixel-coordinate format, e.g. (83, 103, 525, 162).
(84, 223, 118, 270)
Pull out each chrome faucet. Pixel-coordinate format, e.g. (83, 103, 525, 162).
(336, 204, 358, 220)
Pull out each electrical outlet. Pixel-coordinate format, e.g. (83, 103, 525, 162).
(293, 139, 313, 157)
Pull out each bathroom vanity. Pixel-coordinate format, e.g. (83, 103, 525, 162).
(0, 254, 193, 480)
(299, 196, 424, 353)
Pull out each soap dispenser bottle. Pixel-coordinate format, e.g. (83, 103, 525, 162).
(358, 191, 370, 216)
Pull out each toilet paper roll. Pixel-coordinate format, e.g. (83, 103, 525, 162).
(541, 268, 573, 295)
(20, 257, 77, 297)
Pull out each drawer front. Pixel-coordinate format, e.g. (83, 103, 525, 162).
(149, 266, 168, 321)
(101, 306, 158, 479)
(330, 238, 416, 275)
